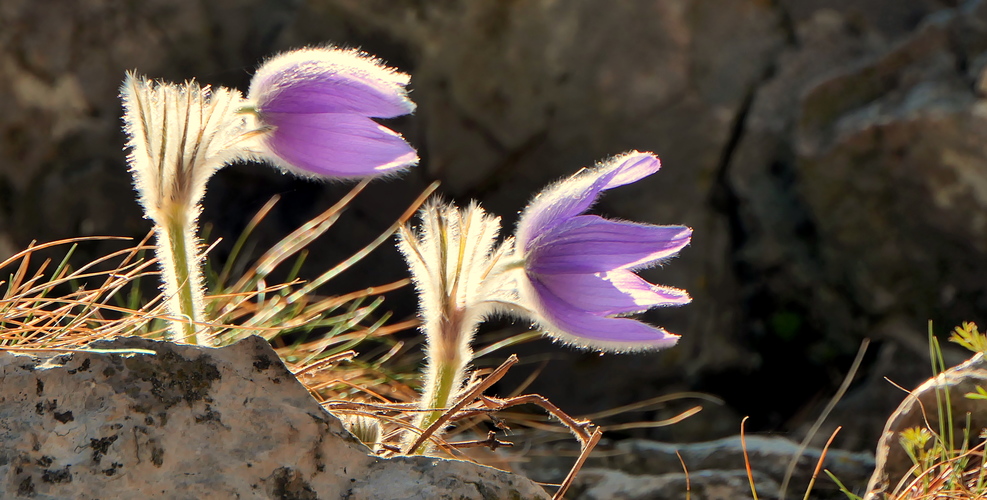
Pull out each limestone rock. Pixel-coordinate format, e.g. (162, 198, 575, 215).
(608, 436, 873, 489)
(569, 468, 780, 500)
(517, 435, 874, 499)
(726, 0, 987, 449)
(0, 336, 549, 499)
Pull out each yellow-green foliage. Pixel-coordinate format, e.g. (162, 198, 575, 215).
(949, 321, 987, 355)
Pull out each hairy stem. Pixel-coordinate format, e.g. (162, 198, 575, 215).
(157, 205, 207, 345)
(411, 312, 470, 454)
(414, 360, 460, 453)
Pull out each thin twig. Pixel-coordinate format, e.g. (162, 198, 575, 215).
(470, 394, 593, 443)
(446, 431, 514, 450)
(553, 426, 602, 500)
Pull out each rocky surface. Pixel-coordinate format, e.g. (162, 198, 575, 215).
(4, 0, 987, 462)
(570, 468, 779, 500)
(0, 336, 550, 499)
(516, 435, 874, 500)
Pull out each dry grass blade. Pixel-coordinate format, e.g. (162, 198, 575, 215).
(216, 182, 437, 341)
(742, 416, 759, 500)
(506, 359, 548, 398)
(0, 236, 131, 271)
(292, 350, 356, 376)
(447, 431, 514, 451)
(600, 406, 702, 432)
(677, 450, 692, 500)
(580, 392, 723, 421)
(781, 338, 869, 498)
(230, 179, 371, 292)
(286, 180, 439, 301)
(216, 195, 280, 289)
(0, 236, 163, 348)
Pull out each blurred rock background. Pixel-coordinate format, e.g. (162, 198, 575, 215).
(3, 0, 987, 459)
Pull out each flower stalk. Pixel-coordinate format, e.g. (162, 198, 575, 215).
(416, 326, 467, 451)
(160, 204, 204, 343)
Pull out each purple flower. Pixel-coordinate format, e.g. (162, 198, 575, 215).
(515, 151, 692, 351)
(247, 47, 418, 179)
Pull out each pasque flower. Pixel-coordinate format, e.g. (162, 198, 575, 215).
(121, 47, 420, 345)
(514, 151, 692, 352)
(246, 47, 418, 179)
(393, 152, 692, 453)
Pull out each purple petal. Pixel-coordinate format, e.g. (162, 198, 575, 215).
(530, 279, 680, 349)
(601, 152, 663, 190)
(260, 112, 418, 177)
(534, 270, 691, 316)
(249, 48, 414, 118)
(257, 74, 413, 118)
(516, 152, 661, 251)
(527, 215, 691, 274)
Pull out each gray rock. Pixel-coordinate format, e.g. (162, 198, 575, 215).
(569, 467, 780, 500)
(0, 336, 549, 499)
(728, 0, 987, 449)
(610, 436, 873, 489)
(517, 435, 873, 499)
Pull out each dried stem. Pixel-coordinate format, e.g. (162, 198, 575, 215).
(446, 431, 514, 451)
(465, 394, 593, 444)
(553, 427, 602, 500)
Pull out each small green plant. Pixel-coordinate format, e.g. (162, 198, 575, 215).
(879, 323, 987, 499)
(898, 427, 934, 474)
(804, 322, 987, 500)
(950, 321, 987, 355)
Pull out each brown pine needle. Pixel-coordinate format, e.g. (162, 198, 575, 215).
(580, 392, 723, 421)
(803, 426, 841, 500)
(742, 416, 759, 500)
(677, 450, 691, 500)
(292, 350, 357, 377)
(601, 405, 702, 432)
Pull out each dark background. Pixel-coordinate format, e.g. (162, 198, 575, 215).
(3, 0, 987, 453)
